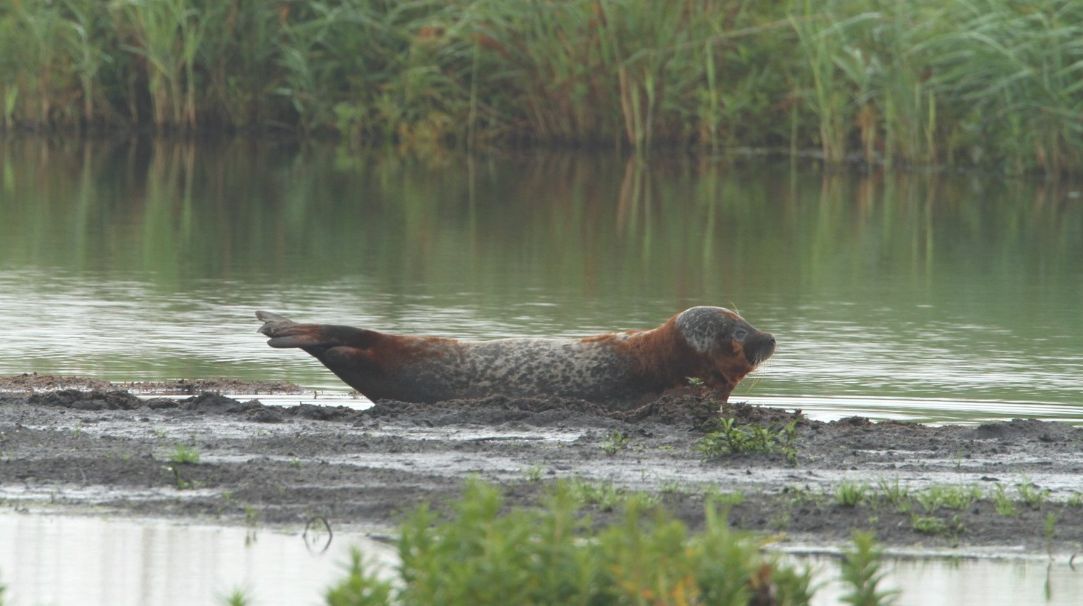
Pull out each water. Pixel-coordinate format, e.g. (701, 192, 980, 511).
(1, 137, 1082, 600)
(2, 510, 1080, 606)
(2, 138, 1080, 421)
(798, 552, 1083, 606)
(0, 510, 395, 606)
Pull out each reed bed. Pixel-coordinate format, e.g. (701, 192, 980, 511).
(1, 0, 1081, 175)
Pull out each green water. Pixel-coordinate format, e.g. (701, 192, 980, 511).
(1, 138, 1080, 420)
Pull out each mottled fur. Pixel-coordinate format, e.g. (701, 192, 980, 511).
(256, 306, 774, 403)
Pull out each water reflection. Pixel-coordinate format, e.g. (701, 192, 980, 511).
(2, 509, 1080, 606)
(797, 553, 1083, 606)
(0, 511, 394, 606)
(0, 138, 1080, 418)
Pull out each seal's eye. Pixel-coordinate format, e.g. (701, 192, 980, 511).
(732, 328, 748, 342)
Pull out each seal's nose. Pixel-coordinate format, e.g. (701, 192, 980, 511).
(745, 332, 776, 365)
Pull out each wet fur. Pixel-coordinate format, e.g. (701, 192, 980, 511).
(256, 307, 774, 403)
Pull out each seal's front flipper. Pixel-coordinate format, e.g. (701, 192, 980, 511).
(255, 311, 380, 350)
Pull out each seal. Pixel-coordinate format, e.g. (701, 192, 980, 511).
(255, 306, 774, 403)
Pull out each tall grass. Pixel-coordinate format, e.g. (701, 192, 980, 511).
(1, 0, 1081, 174)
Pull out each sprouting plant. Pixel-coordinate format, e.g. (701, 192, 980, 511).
(221, 587, 251, 606)
(704, 487, 745, 507)
(910, 515, 946, 535)
(836, 482, 869, 508)
(992, 484, 1016, 517)
(523, 465, 543, 482)
(877, 479, 910, 512)
(911, 514, 964, 537)
(601, 431, 630, 456)
(325, 548, 394, 606)
(1017, 481, 1050, 509)
(696, 418, 798, 464)
(1044, 513, 1058, 543)
(170, 444, 200, 464)
(915, 485, 980, 513)
(840, 531, 898, 606)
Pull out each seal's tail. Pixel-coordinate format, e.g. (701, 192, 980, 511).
(256, 311, 378, 349)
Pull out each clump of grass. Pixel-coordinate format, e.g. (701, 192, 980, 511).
(836, 482, 870, 508)
(704, 487, 746, 507)
(1017, 481, 1050, 509)
(522, 465, 543, 482)
(696, 418, 798, 464)
(910, 514, 964, 537)
(221, 587, 252, 606)
(914, 485, 981, 513)
(564, 478, 640, 512)
(325, 549, 394, 606)
(992, 484, 1017, 517)
(601, 431, 630, 456)
(170, 444, 200, 464)
(877, 479, 910, 512)
(840, 531, 899, 606)
(1044, 513, 1058, 545)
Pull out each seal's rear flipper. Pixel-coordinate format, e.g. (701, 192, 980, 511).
(255, 311, 380, 350)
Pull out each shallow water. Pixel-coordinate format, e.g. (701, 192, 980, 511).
(797, 552, 1083, 606)
(2, 509, 1080, 606)
(0, 510, 394, 606)
(2, 138, 1080, 421)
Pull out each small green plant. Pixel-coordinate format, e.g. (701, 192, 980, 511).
(325, 548, 394, 606)
(601, 431, 630, 456)
(839, 531, 898, 606)
(170, 444, 201, 465)
(522, 465, 543, 482)
(877, 479, 910, 512)
(1017, 481, 1050, 509)
(704, 487, 746, 507)
(910, 515, 947, 535)
(915, 485, 980, 513)
(1044, 513, 1058, 544)
(1068, 492, 1083, 508)
(696, 418, 798, 463)
(911, 514, 964, 537)
(659, 480, 684, 495)
(221, 587, 252, 606)
(992, 484, 1017, 517)
(836, 482, 869, 508)
(244, 506, 261, 546)
(565, 478, 633, 511)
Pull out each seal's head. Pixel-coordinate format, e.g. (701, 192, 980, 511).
(675, 306, 775, 390)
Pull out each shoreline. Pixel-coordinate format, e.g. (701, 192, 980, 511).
(2, 375, 1082, 556)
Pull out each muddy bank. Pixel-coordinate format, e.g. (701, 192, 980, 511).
(2, 382, 1083, 554)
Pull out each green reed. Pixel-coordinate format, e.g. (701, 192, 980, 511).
(1, 0, 1081, 174)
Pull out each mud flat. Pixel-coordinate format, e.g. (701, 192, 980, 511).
(1, 375, 1082, 555)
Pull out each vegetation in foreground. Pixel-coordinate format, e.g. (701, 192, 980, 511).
(311, 477, 1077, 605)
(2, 0, 1082, 175)
(323, 480, 829, 605)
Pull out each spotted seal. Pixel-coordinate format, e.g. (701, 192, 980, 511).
(255, 306, 774, 403)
